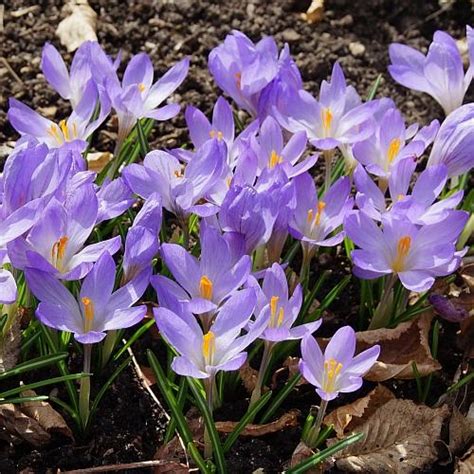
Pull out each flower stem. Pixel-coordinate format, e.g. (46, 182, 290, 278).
(369, 273, 397, 329)
(323, 150, 334, 194)
(79, 344, 92, 430)
(300, 243, 316, 289)
(304, 399, 328, 448)
(101, 330, 117, 369)
(204, 376, 215, 459)
(250, 341, 274, 408)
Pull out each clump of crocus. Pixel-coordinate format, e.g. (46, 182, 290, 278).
(388, 26, 473, 115)
(299, 327, 380, 447)
(248, 263, 321, 405)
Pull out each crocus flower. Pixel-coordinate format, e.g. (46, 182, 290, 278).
(106, 53, 189, 148)
(354, 161, 463, 225)
(159, 222, 251, 315)
(429, 294, 471, 323)
(427, 103, 474, 178)
(26, 252, 147, 344)
(95, 177, 135, 225)
(123, 139, 226, 219)
(122, 193, 161, 284)
(274, 62, 374, 150)
(208, 31, 279, 116)
(250, 116, 317, 178)
(299, 326, 380, 401)
(8, 80, 110, 152)
(289, 173, 353, 247)
(8, 184, 121, 280)
(154, 288, 268, 379)
(388, 26, 474, 115)
(353, 107, 439, 179)
(344, 210, 469, 291)
(0, 251, 17, 304)
(250, 263, 321, 341)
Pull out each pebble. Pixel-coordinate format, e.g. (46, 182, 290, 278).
(281, 28, 301, 42)
(349, 41, 365, 57)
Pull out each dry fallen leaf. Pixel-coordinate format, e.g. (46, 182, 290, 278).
(56, 0, 98, 52)
(20, 389, 73, 440)
(239, 361, 259, 393)
(0, 404, 51, 447)
(86, 151, 113, 173)
(0, 314, 21, 372)
(450, 405, 474, 456)
(301, 0, 324, 24)
(331, 399, 449, 473)
(290, 441, 324, 472)
(324, 385, 395, 438)
(460, 263, 474, 291)
(455, 444, 474, 473)
(215, 409, 299, 436)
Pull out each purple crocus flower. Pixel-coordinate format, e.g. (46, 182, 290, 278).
(388, 26, 474, 115)
(427, 103, 474, 178)
(26, 252, 147, 344)
(208, 31, 279, 116)
(353, 107, 439, 179)
(122, 193, 161, 284)
(344, 210, 469, 291)
(158, 222, 251, 315)
(250, 116, 317, 178)
(95, 177, 135, 225)
(354, 161, 463, 225)
(0, 251, 17, 304)
(429, 294, 471, 323)
(299, 326, 380, 401)
(289, 173, 353, 248)
(123, 139, 226, 219)
(8, 184, 121, 280)
(274, 62, 374, 151)
(106, 53, 189, 148)
(8, 80, 110, 152)
(251, 263, 321, 341)
(154, 288, 268, 379)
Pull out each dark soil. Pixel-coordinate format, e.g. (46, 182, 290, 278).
(1, 0, 473, 472)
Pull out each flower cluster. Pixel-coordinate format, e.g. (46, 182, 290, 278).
(2, 25, 473, 456)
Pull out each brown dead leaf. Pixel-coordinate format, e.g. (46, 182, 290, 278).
(459, 317, 474, 359)
(455, 444, 474, 473)
(0, 404, 51, 447)
(324, 385, 395, 438)
(290, 441, 323, 472)
(301, 0, 324, 24)
(450, 406, 474, 455)
(461, 263, 474, 291)
(138, 365, 156, 387)
(86, 151, 113, 173)
(154, 461, 189, 474)
(20, 389, 73, 440)
(215, 409, 299, 437)
(56, 0, 98, 52)
(239, 361, 259, 393)
(0, 314, 21, 372)
(331, 399, 449, 473)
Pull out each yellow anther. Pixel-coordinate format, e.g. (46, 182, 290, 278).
(269, 296, 285, 328)
(392, 235, 412, 272)
(199, 275, 213, 300)
(81, 296, 94, 332)
(321, 108, 333, 136)
(209, 130, 224, 140)
(202, 331, 215, 364)
(387, 138, 401, 164)
(307, 209, 314, 224)
(48, 124, 62, 144)
(235, 72, 242, 90)
(397, 194, 405, 201)
(59, 119, 70, 141)
(51, 236, 69, 269)
(72, 122, 78, 138)
(138, 83, 146, 92)
(174, 169, 182, 178)
(322, 358, 343, 392)
(314, 201, 326, 226)
(277, 307, 285, 327)
(269, 150, 283, 169)
(226, 177, 232, 188)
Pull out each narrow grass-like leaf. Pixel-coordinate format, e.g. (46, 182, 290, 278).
(260, 373, 302, 424)
(0, 395, 49, 405)
(187, 442, 212, 474)
(0, 353, 68, 380)
(366, 74, 382, 101)
(113, 319, 155, 361)
(307, 275, 351, 320)
(286, 432, 365, 474)
(422, 319, 439, 403)
(165, 376, 188, 444)
(137, 119, 150, 157)
(187, 377, 227, 473)
(446, 371, 474, 395)
(224, 390, 273, 452)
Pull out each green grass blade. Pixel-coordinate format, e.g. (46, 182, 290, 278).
(366, 74, 382, 101)
(0, 395, 49, 405)
(113, 319, 155, 361)
(0, 353, 68, 380)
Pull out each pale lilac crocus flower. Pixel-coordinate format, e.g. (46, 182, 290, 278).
(95, 177, 135, 225)
(353, 107, 439, 181)
(388, 26, 474, 115)
(427, 103, 474, 178)
(26, 252, 148, 344)
(8, 184, 121, 280)
(344, 210, 469, 292)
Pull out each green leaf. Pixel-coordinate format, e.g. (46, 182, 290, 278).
(286, 432, 365, 473)
(113, 319, 155, 361)
(223, 390, 273, 452)
(137, 119, 150, 157)
(366, 74, 382, 101)
(0, 353, 68, 380)
(0, 395, 49, 405)
(187, 377, 227, 473)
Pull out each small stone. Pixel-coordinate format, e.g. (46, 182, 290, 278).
(349, 41, 365, 57)
(332, 14, 353, 27)
(246, 3, 256, 17)
(282, 28, 301, 42)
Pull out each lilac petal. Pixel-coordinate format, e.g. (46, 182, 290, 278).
(0, 269, 17, 304)
(325, 326, 356, 367)
(41, 43, 71, 100)
(172, 356, 208, 378)
(151, 274, 190, 312)
(8, 98, 52, 138)
(68, 236, 121, 270)
(415, 211, 469, 248)
(388, 158, 416, 200)
(346, 345, 380, 376)
(353, 265, 388, 280)
(316, 387, 339, 401)
(262, 263, 288, 301)
(186, 105, 212, 148)
(123, 53, 154, 90)
(211, 352, 247, 374)
(122, 163, 158, 199)
(109, 268, 150, 312)
(36, 302, 82, 335)
(411, 164, 447, 206)
(398, 270, 434, 292)
(300, 334, 324, 381)
(200, 223, 231, 277)
(262, 326, 291, 342)
(344, 211, 385, 251)
(144, 104, 181, 121)
(188, 298, 218, 314)
(212, 96, 234, 143)
(337, 374, 363, 394)
(353, 165, 385, 212)
(298, 359, 321, 389)
(429, 294, 470, 322)
(0, 199, 42, 247)
(287, 320, 322, 340)
(75, 331, 107, 344)
(102, 306, 146, 331)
